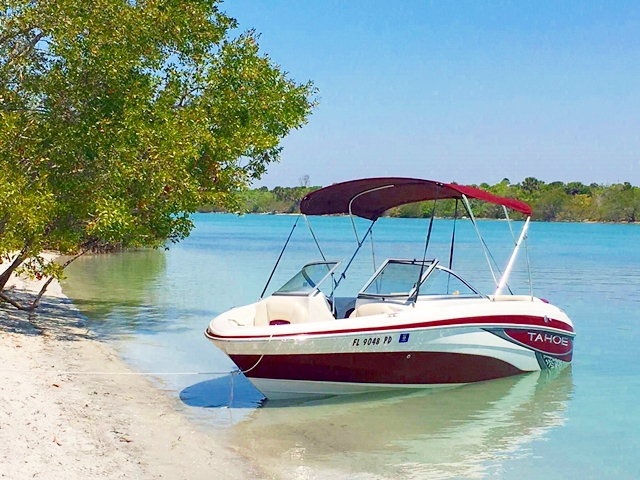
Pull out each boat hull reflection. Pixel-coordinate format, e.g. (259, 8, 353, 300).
(229, 369, 573, 479)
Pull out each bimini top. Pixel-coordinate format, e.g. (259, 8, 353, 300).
(300, 177, 532, 220)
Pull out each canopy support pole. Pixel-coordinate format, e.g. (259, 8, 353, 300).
(449, 199, 459, 270)
(503, 206, 534, 300)
(462, 195, 498, 288)
(335, 220, 377, 289)
(524, 233, 534, 300)
(371, 229, 381, 292)
(348, 185, 394, 244)
(447, 199, 459, 294)
(303, 215, 327, 262)
(412, 194, 439, 304)
(259, 215, 300, 300)
(503, 206, 517, 245)
(495, 216, 531, 296)
(370, 230, 377, 273)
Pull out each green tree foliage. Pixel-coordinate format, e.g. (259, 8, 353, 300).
(0, 0, 316, 307)
(200, 185, 319, 214)
(225, 179, 640, 224)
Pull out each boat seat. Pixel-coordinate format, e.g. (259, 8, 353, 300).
(349, 302, 404, 318)
(254, 297, 308, 326)
(254, 293, 335, 327)
(307, 294, 336, 323)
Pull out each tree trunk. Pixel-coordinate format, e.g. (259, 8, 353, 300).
(0, 242, 30, 292)
(0, 291, 28, 310)
(28, 276, 56, 311)
(0, 214, 8, 237)
(28, 250, 87, 310)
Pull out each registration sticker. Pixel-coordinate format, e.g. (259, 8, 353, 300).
(399, 333, 410, 343)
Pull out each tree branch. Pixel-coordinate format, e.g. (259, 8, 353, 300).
(0, 214, 8, 237)
(0, 241, 31, 291)
(28, 250, 87, 310)
(0, 25, 32, 47)
(6, 31, 45, 67)
(0, 291, 29, 310)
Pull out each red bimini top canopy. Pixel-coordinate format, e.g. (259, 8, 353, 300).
(299, 177, 532, 220)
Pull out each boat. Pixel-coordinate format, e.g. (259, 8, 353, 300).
(205, 177, 575, 400)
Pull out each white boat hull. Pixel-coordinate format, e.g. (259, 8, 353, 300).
(204, 178, 576, 400)
(249, 378, 460, 400)
(207, 302, 574, 399)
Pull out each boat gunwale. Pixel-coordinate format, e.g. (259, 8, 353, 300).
(205, 315, 576, 341)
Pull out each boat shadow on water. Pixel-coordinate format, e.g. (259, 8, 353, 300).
(179, 373, 265, 409)
(180, 368, 574, 478)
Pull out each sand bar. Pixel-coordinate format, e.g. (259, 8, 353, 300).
(0, 263, 261, 479)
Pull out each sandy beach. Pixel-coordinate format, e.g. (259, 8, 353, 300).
(0, 261, 261, 479)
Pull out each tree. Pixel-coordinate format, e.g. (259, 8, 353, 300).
(0, 0, 316, 308)
(598, 184, 640, 222)
(565, 182, 590, 196)
(521, 177, 543, 193)
(533, 189, 569, 222)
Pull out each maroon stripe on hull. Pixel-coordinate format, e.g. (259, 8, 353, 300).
(208, 315, 574, 340)
(503, 329, 573, 362)
(230, 352, 525, 385)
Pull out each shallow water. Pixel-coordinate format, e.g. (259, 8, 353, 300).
(62, 214, 640, 479)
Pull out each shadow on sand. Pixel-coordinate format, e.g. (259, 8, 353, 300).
(0, 289, 90, 341)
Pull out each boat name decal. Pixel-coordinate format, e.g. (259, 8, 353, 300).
(502, 328, 573, 357)
(527, 332, 569, 346)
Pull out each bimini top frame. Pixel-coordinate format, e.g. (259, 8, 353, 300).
(299, 177, 534, 300)
(300, 177, 532, 220)
(260, 178, 533, 304)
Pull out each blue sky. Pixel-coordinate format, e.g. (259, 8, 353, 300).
(223, 1, 640, 187)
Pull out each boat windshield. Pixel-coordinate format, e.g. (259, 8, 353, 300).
(360, 259, 437, 297)
(418, 267, 481, 297)
(359, 259, 482, 299)
(274, 261, 340, 296)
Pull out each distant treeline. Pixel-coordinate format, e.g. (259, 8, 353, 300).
(198, 178, 640, 222)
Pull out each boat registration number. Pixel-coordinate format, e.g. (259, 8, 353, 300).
(352, 336, 393, 347)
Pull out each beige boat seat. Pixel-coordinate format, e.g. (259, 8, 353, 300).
(307, 294, 337, 323)
(349, 302, 404, 318)
(254, 293, 335, 326)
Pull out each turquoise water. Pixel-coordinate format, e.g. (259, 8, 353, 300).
(62, 214, 640, 479)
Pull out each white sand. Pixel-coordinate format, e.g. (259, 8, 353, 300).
(0, 257, 261, 479)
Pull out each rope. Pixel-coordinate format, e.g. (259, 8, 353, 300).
(0, 370, 242, 376)
(235, 332, 273, 376)
(0, 336, 276, 377)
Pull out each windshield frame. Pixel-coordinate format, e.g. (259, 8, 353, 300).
(272, 261, 342, 297)
(418, 265, 485, 299)
(358, 258, 439, 299)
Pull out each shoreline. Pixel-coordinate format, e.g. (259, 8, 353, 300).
(196, 211, 640, 224)
(0, 265, 261, 479)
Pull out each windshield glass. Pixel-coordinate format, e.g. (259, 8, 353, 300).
(418, 267, 480, 296)
(361, 261, 434, 296)
(274, 262, 339, 295)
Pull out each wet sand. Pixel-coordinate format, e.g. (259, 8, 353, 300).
(0, 264, 261, 479)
